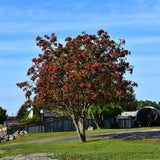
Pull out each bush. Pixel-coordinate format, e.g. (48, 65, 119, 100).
(19, 111, 41, 125)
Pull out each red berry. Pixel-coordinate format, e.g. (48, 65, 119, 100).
(80, 83, 85, 87)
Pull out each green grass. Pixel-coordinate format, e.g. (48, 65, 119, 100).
(2, 130, 78, 144)
(0, 127, 160, 159)
(1, 139, 160, 159)
(2, 127, 160, 145)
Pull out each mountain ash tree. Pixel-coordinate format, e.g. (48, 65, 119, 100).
(17, 30, 137, 142)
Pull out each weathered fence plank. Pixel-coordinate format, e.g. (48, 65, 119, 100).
(6, 117, 135, 135)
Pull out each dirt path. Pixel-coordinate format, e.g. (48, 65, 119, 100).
(0, 153, 56, 160)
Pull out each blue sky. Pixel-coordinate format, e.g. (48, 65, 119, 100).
(0, 0, 160, 116)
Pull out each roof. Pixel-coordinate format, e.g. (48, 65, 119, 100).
(120, 111, 138, 117)
(135, 106, 160, 120)
(43, 110, 63, 118)
(137, 106, 160, 115)
(5, 116, 20, 123)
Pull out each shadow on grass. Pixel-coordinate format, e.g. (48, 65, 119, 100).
(86, 137, 112, 143)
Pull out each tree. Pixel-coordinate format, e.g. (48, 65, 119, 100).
(88, 93, 137, 129)
(120, 94, 137, 111)
(16, 104, 28, 119)
(19, 97, 42, 125)
(158, 102, 160, 109)
(21, 96, 43, 124)
(0, 106, 7, 124)
(88, 103, 121, 129)
(17, 30, 137, 142)
(137, 100, 159, 110)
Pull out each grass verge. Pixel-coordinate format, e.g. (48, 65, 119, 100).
(1, 127, 160, 145)
(0, 127, 160, 159)
(0, 138, 160, 159)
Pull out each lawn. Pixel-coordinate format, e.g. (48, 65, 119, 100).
(2, 127, 160, 144)
(0, 127, 160, 159)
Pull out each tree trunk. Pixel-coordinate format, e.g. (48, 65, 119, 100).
(71, 116, 86, 142)
(77, 118, 86, 142)
(99, 114, 105, 128)
(91, 113, 101, 129)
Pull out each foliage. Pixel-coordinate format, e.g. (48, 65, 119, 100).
(17, 30, 137, 142)
(26, 113, 41, 124)
(19, 108, 41, 125)
(16, 104, 28, 119)
(88, 103, 121, 128)
(120, 99, 160, 111)
(0, 106, 7, 124)
(88, 94, 137, 129)
(20, 113, 41, 125)
(88, 103, 121, 118)
(120, 94, 137, 111)
(137, 100, 159, 110)
(19, 96, 43, 125)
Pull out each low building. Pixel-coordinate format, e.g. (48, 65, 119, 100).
(119, 111, 138, 118)
(43, 110, 64, 121)
(5, 117, 20, 126)
(134, 106, 160, 127)
(117, 111, 138, 128)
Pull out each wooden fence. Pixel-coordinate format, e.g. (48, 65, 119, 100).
(3, 117, 135, 136)
(6, 118, 95, 135)
(117, 118, 135, 128)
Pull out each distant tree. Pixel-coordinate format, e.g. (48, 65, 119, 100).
(137, 100, 144, 109)
(120, 94, 137, 111)
(88, 93, 137, 129)
(137, 100, 159, 109)
(19, 97, 42, 124)
(151, 101, 159, 108)
(20, 109, 41, 125)
(0, 106, 7, 124)
(16, 104, 28, 119)
(158, 102, 160, 109)
(88, 103, 121, 129)
(17, 30, 137, 142)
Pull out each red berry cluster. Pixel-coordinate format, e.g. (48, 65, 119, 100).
(17, 30, 137, 111)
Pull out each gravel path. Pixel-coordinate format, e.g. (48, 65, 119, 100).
(87, 129, 160, 139)
(1, 129, 160, 159)
(0, 153, 57, 160)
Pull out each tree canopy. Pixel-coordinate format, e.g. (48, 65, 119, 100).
(137, 100, 160, 110)
(88, 103, 121, 129)
(17, 30, 137, 142)
(16, 103, 28, 119)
